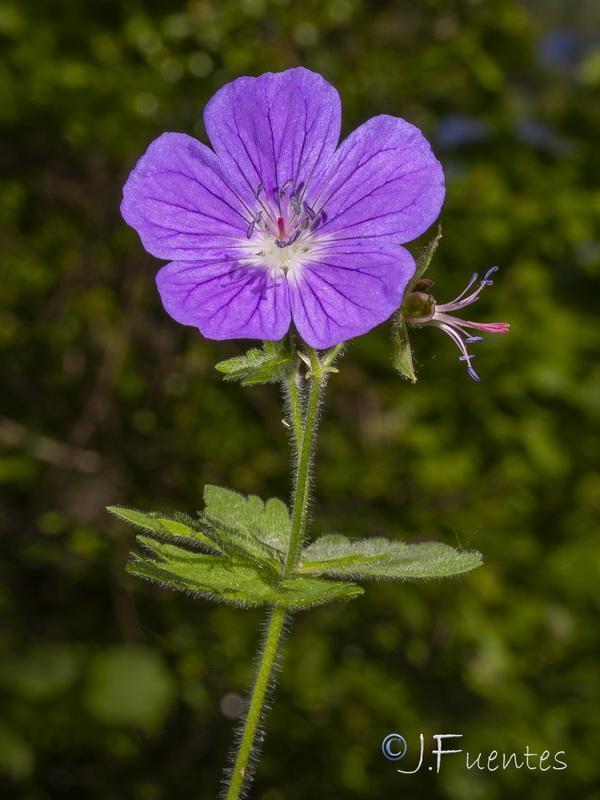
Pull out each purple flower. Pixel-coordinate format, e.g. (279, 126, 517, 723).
(121, 68, 445, 349)
(403, 268, 510, 381)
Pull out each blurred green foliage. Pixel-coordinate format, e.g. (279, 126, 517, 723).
(1, 0, 599, 798)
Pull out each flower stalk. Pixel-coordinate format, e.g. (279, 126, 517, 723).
(224, 606, 287, 800)
(223, 344, 342, 799)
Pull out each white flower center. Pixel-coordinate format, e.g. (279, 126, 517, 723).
(239, 183, 322, 280)
(244, 230, 314, 280)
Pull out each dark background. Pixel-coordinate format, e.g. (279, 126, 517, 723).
(1, 0, 599, 798)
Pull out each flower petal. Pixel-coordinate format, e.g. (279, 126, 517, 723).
(203, 68, 341, 208)
(156, 258, 291, 341)
(311, 115, 445, 242)
(121, 132, 250, 260)
(289, 239, 415, 349)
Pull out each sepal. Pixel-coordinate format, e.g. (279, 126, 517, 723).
(411, 225, 442, 287)
(392, 226, 442, 381)
(392, 317, 417, 382)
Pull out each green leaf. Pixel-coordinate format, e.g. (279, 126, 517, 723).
(107, 506, 225, 554)
(129, 536, 362, 608)
(278, 575, 363, 608)
(108, 491, 290, 568)
(109, 487, 293, 576)
(202, 485, 291, 555)
(215, 339, 297, 385)
(299, 534, 482, 580)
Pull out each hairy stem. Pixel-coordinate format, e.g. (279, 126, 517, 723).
(224, 606, 287, 800)
(223, 344, 344, 800)
(282, 371, 304, 456)
(283, 346, 326, 575)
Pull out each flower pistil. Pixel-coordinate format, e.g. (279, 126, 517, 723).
(243, 181, 323, 279)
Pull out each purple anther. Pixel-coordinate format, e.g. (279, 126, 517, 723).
(304, 203, 316, 219)
(255, 182, 264, 199)
(246, 220, 255, 239)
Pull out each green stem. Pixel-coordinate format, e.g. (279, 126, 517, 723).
(224, 606, 287, 800)
(283, 347, 326, 574)
(223, 344, 344, 800)
(283, 371, 304, 455)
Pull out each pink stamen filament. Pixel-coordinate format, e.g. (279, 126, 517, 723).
(434, 313, 510, 334)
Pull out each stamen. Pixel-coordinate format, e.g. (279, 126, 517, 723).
(436, 321, 481, 382)
(304, 203, 316, 219)
(287, 230, 300, 246)
(279, 179, 292, 194)
(290, 196, 302, 215)
(439, 270, 496, 313)
(450, 273, 479, 305)
(246, 220, 255, 239)
(404, 266, 507, 381)
(255, 182, 264, 199)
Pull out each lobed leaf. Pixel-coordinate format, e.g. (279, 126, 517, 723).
(129, 536, 362, 608)
(107, 506, 225, 553)
(109, 486, 293, 569)
(215, 339, 297, 385)
(201, 485, 291, 556)
(299, 534, 482, 580)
